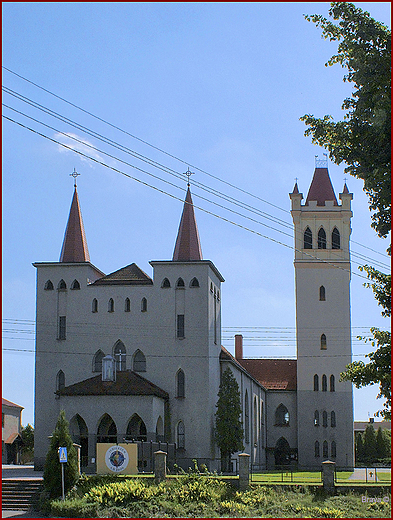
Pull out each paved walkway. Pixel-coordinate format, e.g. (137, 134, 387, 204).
(347, 467, 391, 481)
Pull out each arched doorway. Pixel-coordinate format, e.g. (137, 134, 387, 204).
(69, 414, 89, 467)
(97, 414, 117, 444)
(274, 437, 291, 466)
(125, 414, 147, 441)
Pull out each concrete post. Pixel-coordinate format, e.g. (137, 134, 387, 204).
(154, 450, 167, 482)
(322, 460, 335, 492)
(73, 443, 81, 475)
(238, 453, 250, 490)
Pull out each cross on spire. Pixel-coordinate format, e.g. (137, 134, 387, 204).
(70, 168, 80, 188)
(184, 167, 194, 187)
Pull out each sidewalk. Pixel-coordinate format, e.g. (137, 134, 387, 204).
(2, 465, 45, 518)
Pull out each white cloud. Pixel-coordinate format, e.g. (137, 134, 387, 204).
(54, 132, 106, 167)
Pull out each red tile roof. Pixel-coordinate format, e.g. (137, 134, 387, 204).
(305, 168, 338, 206)
(56, 370, 168, 399)
(92, 263, 153, 286)
(173, 187, 203, 261)
(2, 398, 23, 409)
(60, 187, 90, 262)
(237, 359, 297, 391)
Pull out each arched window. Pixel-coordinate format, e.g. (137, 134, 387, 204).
(304, 227, 312, 249)
(332, 227, 340, 249)
(190, 277, 200, 287)
(322, 411, 328, 428)
(253, 397, 258, 442)
(331, 411, 336, 427)
(156, 416, 164, 442)
(275, 404, 290, 426)
(322, 374, 327, 392)
(176, 277, 185, 288)
(176, 369, 185, 398)
(177, 421, 185, 449)
(330, 374, 335, 392)
(141, 297, 147, 312)
(314, 374, 319, 391)
(244, 391, 250, 443)
(108, 298, 114, 312)
(44, 280, 54, 290)
(319, 286, 326, 301)
(274, 437, 291, 466)
(217, 289, 220, 301)
(320, 334, 327, 350)
(93, 350, 105, 372)
(161, 278, 171, 288)
(92, 298, 98, 313)
(71, 279, 80, 290)
(315, 440, 320, 457)
(125, 298, 131, 312)
(314, 410, 319, 426)
(133, 350, 146, 372)
(318, 228, 327, 249)
(125, 414, 147, 442)
(97, 414, 117, 444)
(323, 440, 329, 458)
(56, 370, 65, 392)
(331, 441, 337, 458)
(210, 282, 214, 293)
(58, 279, 67, 290)
(113, 341, 126, 371)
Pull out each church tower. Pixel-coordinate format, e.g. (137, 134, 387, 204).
(290, 158, 354, 469)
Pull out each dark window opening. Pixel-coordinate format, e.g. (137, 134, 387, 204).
(318, 228, 327, 249)
(319, 286, 326, 301)
(161, 278, 171, 288)
(58, 316, 66, 340)
(44, 280, 54, 290)
(177, 314, 185, 338)
(304, 227, 313, 249)
(332, 227, 340, 249)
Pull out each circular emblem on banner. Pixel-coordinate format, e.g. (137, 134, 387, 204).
(105, 445, 129, 472)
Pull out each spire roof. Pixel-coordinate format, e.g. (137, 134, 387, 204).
(172, 187, 203, 261)
(305, 167, 338, 206)
(59, 187, 90, 263)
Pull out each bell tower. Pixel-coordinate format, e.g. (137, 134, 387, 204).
(290, 158, 354, 469)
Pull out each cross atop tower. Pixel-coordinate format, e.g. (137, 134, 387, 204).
(70, 168, 80, 188)
(184, 167, 194, 187)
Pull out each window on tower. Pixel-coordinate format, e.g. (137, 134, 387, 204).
(314, 441, 320, 457)
(331, 440, 337, 458)
(108, 298, 114, 312)
(331, 411, 336, 427)
(275, 404, 290, 426)
(190, 277, 200, 287)
(322, 374, 327, 392)
(133, 350, 146, 372)
(314, 410, 319, 426)
(176, 369, 185, 398)
(332, 227, 340, 249)
(161, 278, 171, 288)
(58, 316, 66, 340)
(318, 228, 327, 249)
(56, 370, 65, 391)
(177, 314, 185, 338)
(58, 279, 67, 290)
(176, 278, 185, 288)
(322, 411, 328, 428)
(330, 374, 335, 392)
(323, 441, 329, 458)
(320, 334, 327, 350)
(313, 374, 319, 391)
(304, 227, 312, 249)
(177, 421, 185, 449)
(92, 298, 98, 313)
(71, 279, 80, 290)
(319, 286, 326, 301)
(44, 280, 54, 290)
(113, 341, 126, 371)
(141, 297, 147, 312)
(125, 298, 131, 312)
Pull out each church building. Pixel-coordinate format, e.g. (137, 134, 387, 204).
(33, 160, 354, 471)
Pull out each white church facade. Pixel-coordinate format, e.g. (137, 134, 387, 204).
(33, 162, 354, 472)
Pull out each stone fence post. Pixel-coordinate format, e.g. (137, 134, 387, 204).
(322, 460, 335, 493)
(238, 453, 250, 490)
(154, 450, 167, 482)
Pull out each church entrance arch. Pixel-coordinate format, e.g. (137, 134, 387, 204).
(125, 414, 147, 441)
(97, 414, 117, 444)
(274, 437, 291, 466)
(69, 414, 89, 467)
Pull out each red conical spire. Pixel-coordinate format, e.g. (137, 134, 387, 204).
(172, 187, 202, 261)
(60, 186, 90, 263)
(305, 167, 338, 206)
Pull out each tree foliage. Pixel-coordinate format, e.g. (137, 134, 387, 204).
(43, 410, 79, 498)
(21, 423, 34, 463)
(215, 367, 244, 471)
(301, 2, 391, 238)
(355, 424, 390, 464)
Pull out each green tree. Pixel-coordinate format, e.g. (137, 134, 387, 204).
(214, 367, 244, 472)
(43, 410, 79, 498)
(300, 2, 391, 238)
(21, 424, 34, 464)
(363, 424, 377, 463)
(355, 432, 364, 464)
(376, 426, 390, 460)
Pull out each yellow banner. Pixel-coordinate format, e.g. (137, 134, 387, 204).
(96, 443, 138, 475)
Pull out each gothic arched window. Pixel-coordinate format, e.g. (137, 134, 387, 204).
(176, 278, 185, 288)
(330, 374, 335, 392)
(304, 227, 312, 249)
(44, 280, 54, 290)
(92, 298, 98, 313)
(331, 411, 336, 427)
(93, 350, 105, 372)
(314, 410, 319, 426)
(320, 334, 327, 350)
(318, 227, 327, 249)
(331, 441, 337, 458)
(176, 369, 185, 398)
(161, 278, 171, 288)
(190, 277, 200, 287)
(71, 279, 80, 290)
(322, 374, 327, 392)
(141, 297, 147, 312)
(177, 421, 185, 449)
(125, 298, 131, 312)
(322, 411, 328, 428)
(275, 404, 290, 426)
(314, 374, 319, 391)
(323, 440, 329, 458)
(56, 370, 65, 392)
(113, 341, 126, 371)
(332, 227, 340, 249)
(319, 286, 326, 301)
(58, 279, 67, 290)
(133, 350, 146, 372)
(108, 298, 114, 312)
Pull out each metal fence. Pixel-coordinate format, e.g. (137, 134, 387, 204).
(250, 465, 322, 484)
(335, 467, 391, 484)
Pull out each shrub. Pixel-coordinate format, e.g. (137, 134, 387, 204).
(50, 497, 98, 518)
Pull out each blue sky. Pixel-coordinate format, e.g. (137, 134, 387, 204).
(2, 2, 391, 426)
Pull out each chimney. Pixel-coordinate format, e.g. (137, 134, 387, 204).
(235, 334, 243, 360)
